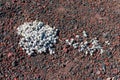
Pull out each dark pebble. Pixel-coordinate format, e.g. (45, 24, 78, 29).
(10, 47, 16, 53)
(0, 11, 6, 18)
(69, 67, 73, 72)
(20, 56, 25, 60)
(0, 58, 2, 62)
(81, 55, 85, 59)
(0, 2, 4, 7)
(41, 64, 46, 69)
(0, 71, 3, 77)
(84, 64, 90, 69)
(30, 52, 37, 57)
(0, 54, 3, 62)
(90, 69, 94, 74)
(0, 54, 3, 58)
(36, 77, 42, 80)
(111, 76, 118, 80)
(106, 51, 112, 58)
(102, 63, 106, 74)
(19, 74, 24, 80)
(70, 71, 75, 75)
(12, 60, 18, 67)
(70, 19, 77, 25)
(61, 64, 66, 68)
(110, 63, 116, 69)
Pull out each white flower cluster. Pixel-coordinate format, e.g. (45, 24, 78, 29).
(17, 20, 59, 55)
(79, 38, 104, 56)
(66, 31, 104, 56)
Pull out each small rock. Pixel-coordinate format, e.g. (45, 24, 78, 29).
(65, 39, 69, 43)
(7, 52, 13, 58)
(84, 64, 90, 69)
(71, 71, 75, 75)
(14, 77, 18, 80)
(106, 77, 111, 80)
(0, 54, 3, 62)
(97, 77, 103, 80)
(103, 32, 109, 38)
(69, 67, 73, 72)
(61, 64, 66, 68)
(20, 56, 25, 60)
(63, 47, 68, 53)
(75, 35, 80, 38)
(106, 51, 112, 58)
(83, 30, 88, 37)
(102, 63, 106, 73)
(96, 70, 101, 75)
(36, 77, 42, 80)
(112, 76, 118, 80)
(70, 38, 74, 45)
(0, 2, 4, 7)
(12, 60, 18, 67)
(112, 68, 119, 75)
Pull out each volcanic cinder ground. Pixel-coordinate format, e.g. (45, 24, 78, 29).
(0, 0, 120, 80)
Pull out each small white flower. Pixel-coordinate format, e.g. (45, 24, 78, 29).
(85, 51, 88, 55)
(83, 30, 88, 37)
(75, 35, 80, 38)
(72, 43, 79, 49)
(105, 41, 110, 45)
(100, 49, 104, 54)
(70, 38, 74, 44)
(84, 41, 88, 45)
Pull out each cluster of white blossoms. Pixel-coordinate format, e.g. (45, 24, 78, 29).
(17, 20, 59, 55)
(66, 31, 104, 56)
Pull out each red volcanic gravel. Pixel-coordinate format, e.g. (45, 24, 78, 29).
(0, 0, 120, 80)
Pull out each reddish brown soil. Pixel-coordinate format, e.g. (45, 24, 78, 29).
(0, 0, 120, 80)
